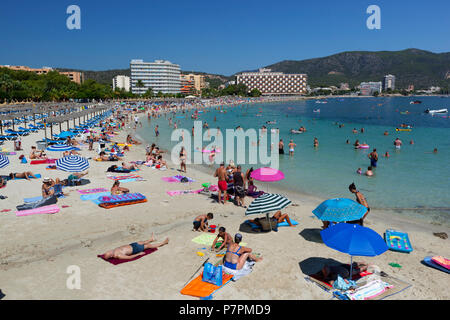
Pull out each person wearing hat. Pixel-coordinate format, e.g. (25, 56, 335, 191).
(223, 233, 262, 270)
(42, 178, 55, 198)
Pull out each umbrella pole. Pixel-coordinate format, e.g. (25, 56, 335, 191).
(349, 256, 353, 281)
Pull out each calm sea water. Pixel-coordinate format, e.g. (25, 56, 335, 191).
(137, 96, 450, 224)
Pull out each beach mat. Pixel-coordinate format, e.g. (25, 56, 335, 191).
(97, 248, 158, 265)
(77, 188, 109, 195)
(423, 256, 450, 274)
(384, 229, 413, 253)
(15, 204, 60, 217)
(180, 273, 233, 298)
(192, 233, 247, 247)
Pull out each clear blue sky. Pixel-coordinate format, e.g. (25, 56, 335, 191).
(1, 0, 449, 75)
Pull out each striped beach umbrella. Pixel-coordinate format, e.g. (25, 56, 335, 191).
(56, 155, 89, 172)
(0, 154, 9, 169)
(245, 193, 292, 216)
(46, 144, 77, 152)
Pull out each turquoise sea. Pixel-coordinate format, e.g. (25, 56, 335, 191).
(137, 96, 450, 225)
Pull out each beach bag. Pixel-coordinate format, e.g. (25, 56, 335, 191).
(202, 263, 223, 286)
(180, 176, 189, 183)
(259, 217, 278, 232)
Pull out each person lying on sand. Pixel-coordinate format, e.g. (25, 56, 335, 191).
(101, 233, 169, 261)
(9, 171, 38, 181)
(315, 262, 368, 286)
(211, 227, 232, 252)
(193, 213, 213, 232)
(223, 233, 262, 270)
(250, 210, 295, 227)
(121, 162, 138, 171)
(111, 180, 129, 195)
(0, 177, 7, 188)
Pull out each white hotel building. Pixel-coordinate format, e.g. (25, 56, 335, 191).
(112, 75, 131, 92)
(130, 59, 181, 95)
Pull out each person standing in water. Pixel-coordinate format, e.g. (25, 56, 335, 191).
(279, 139, 285, 155)
(394, 138, 402, 149)
(313, 137, 319, 148)
(288, 140, 296, 156)
(368, 149, 378, 168)
(155, 125, 159, 137)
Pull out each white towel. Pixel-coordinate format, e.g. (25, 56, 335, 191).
(223, 260, 255, 281)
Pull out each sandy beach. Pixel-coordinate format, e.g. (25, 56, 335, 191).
(0, 110, 449, 300)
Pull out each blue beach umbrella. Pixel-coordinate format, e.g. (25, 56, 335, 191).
(0, 154, 9, 169)
(313, 198, 367, 223)
(56, 155, 89, 172)
(46, 144, 77, 152)
(320, 223, 388, 279)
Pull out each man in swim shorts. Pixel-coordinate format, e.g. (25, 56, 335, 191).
(394, 138, 402, 149)
(368, 149, 378, 167)
(348, 182, 370, 226)
(278, 139, 284, 155)
(101, 233, 169, 260)
(214, 162, 228, 204)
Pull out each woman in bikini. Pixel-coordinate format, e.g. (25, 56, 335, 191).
(223, 234, 262, 270)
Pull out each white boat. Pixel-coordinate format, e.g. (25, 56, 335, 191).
(425, 108, 448, 114)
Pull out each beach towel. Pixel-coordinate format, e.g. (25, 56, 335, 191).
(97, 248, 158, 265)
(15, 204, 60, 217)
(116, 177, 144, 183)
(344, 279, 394, 300)
(12, 174, 41, 180)
(107, 174, 141, 181)
(167, 189, 204, 196)
(16, 195, 57, 211)
(223, 260, 255, 281)
(180, 272, 233, 298)
(162, 175, 195, 183)
(80, 192, 111, 201)
(30, 159, 56, 165)
(192, 233, 247, 247)
(77, 188, 109, 195)
(244, 219, 298, 230)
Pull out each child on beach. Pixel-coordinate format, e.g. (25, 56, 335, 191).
(193, 213, 214, 232)
(211, 227, 232, 252)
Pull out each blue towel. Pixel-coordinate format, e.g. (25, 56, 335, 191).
(14, 173, 41, 180)
(80, 192, 111, 201)
(278, 219, 299, 227)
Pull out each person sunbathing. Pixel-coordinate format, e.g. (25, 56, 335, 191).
(101, 233, 169, 261)
(9, 171, 38, 181)
(111, 180, 129, 195)
(0, 177, 7, 188)
(223, 233, 262, 270)
(316, 262, 368, 286)
(249, 210, 295, 227)
(121, 162, 138, 171)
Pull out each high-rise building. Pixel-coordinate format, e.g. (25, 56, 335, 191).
(112, 75, 131, 92)
(383, 74, 396, 91)
(130, 59, 181, 95)
(236, 68, 307, 95)
(359, 82, 382, 96)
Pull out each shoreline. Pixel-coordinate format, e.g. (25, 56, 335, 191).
(0, 103, 448, 300)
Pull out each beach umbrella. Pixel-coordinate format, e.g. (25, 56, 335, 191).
(320, 223, 388, 279)
(46, 144, 78, 152)
(0, 154, 9, 169)
(312, 198, 368, 223)
(250, 167, 285, 192)
(245, 193, 291, 231)
(56, 155, 89, 172)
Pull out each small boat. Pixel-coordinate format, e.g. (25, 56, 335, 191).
(290, 129, 303, 134)
(316, 100, 327, 104)
(425, 108, 448, 114)
(410, 100, 422, 104)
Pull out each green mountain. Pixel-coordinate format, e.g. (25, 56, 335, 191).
(253, 49, 450, 89)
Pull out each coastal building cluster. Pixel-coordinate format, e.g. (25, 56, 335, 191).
(0, 65, 84, 84)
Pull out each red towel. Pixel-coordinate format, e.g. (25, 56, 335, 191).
(97, 248, 158, 265)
